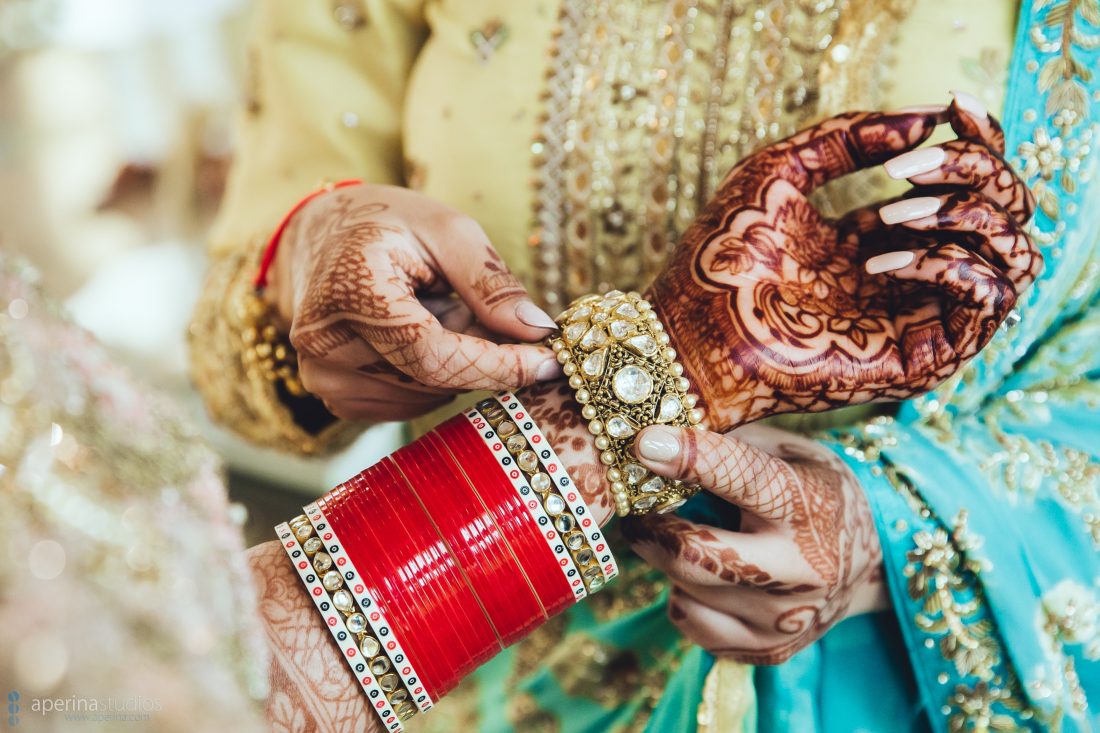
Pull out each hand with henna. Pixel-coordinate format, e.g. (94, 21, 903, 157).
(648, 93, 1040, 430)
(267, 184, 562, 422)
(622, 423, 883, 665)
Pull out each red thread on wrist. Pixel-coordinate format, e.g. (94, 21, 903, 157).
(252, 179, 363, 289)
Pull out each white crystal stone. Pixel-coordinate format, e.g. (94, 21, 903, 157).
(624, 463, 647, 484)
(294, 524, 313, 541)
(581, 326, 608, 349)
(568, 306, 593, 322)
(530, 472, 552, 492)
(615, 302, 640, 318)
(545, 494, 566, 515)
(322, 570, 344, 591)
(564, 322, 587, 343)
(518, 451, 539, 473)
(371, 656, 391, 675)
(658, 394, 683, 422)
(497, 421, 518, 437)
(588, 575, 605, 590)
(361, 636, 381, 658)
(612, 365, 653, 403)
(346, 613, 367, 634)
(582, 349, 607, 377)
(639, 477, 665, 494)
(333, 590, 355, 612)
(555, 514, 575, 533)
(565, 532, 585, 550)
(313, 552, 333, 572)
(303, 537, 323, 554)
(658, 499, 687, 513)
(507, 435, 527, 453)
(609, 320, 635, 339)
(625, 335, 659, 357)
(575, 548, 594, 566)
(633, 495, 659, 511)
(606, 416, 635, 439)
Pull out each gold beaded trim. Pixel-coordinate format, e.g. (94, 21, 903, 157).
(475, 396, 618, 593)
(286, 515, 420, 724)
(240, 290, 305, 397)
(549, 290, 703, 516)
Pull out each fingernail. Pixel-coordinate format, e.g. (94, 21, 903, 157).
(536, 358, 562, 381)
(895, 104, 949, 114)
(952, 90, 987, 119)
(636, 425, 681, 463)
(884, 147, 946, 180)
(865, 251, 916, 274)
(879, 196, 943, 225)
(516, 300, 558, 330)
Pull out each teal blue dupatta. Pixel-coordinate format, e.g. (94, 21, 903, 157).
(755, 1, 1100, 730)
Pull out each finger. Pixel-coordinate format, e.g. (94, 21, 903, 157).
(292, 247, 561, 390)
(750, 109, 942, 194)
(900, 139, 1035, 222)
(300, 360, 461, 401)
(622, 513, 817, 589)
(947, 90, 1006, 154)
(633, 425, 798, 521)
(866, 243, 1017, 362)
(880, 191, 1043, 292)
(667, 584, 760, 653)
(324, 395, 453, 422)
(409, 205, 559, 341)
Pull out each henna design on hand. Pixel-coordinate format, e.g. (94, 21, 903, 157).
(248, 542, 382, 733)
(625, 426, 882, 665)
(646, 110, 1039, 431)
(471, 247, 529, 308)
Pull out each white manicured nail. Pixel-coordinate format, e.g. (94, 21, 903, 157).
(636, 425, 681, 463)
(516, 300, 557, 330)
(952, 90, 987, 118)
(536, 358, 562, 381)
(884, 147, 946, 180)
(866, 251, 916, 274)
(895, 104, 949, 114)
(879, 197, 943, 225)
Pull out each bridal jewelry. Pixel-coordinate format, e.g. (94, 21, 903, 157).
(549, 290, 704, 516)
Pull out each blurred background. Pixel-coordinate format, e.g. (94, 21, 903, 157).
(0, 0, 402, 543)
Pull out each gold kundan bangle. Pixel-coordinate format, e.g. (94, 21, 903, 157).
(548, 290, 704, 516)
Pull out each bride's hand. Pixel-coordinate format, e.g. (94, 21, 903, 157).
(648, 94, 1039, 430)
(268, 184, 561, 423)
(623, 424, 883, 664)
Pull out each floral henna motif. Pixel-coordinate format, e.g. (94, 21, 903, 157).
(471, 247, 528, 308)
(647, 110, 1035, 431)
(249, 542, 381, 733)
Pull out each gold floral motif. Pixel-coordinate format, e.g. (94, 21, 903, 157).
(836, 425, 1036, 731)
(470, 19, 509, 63)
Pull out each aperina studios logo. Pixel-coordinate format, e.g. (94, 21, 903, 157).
(6, 690, 19, 727)
(3, 691, 159, 726)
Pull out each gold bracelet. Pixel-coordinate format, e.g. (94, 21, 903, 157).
(549, 290, 704, 516)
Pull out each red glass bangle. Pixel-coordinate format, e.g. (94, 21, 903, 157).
(373, 457, 501, 692)
(433, 415, 575, 616)
(253, 178, 363, 289)
(419, 429, 548, 643)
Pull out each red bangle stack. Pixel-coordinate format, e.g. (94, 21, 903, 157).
(275, 393, 616, 732)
